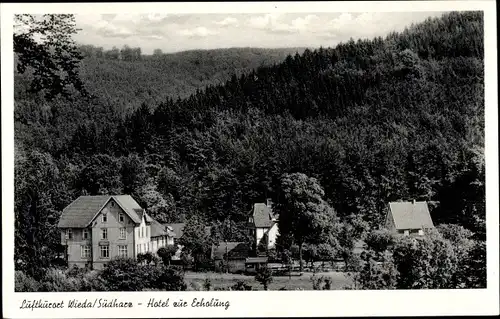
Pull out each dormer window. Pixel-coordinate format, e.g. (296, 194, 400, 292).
(102, 213, 107, 223)
(249, 217, 254, 223)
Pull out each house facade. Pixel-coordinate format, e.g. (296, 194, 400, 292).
(58, 195, 174, 269)
(385, 200, 435, 236)
(248, 198, 279, 250)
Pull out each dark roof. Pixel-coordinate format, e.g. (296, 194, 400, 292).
(211, 242, 250, 260)
(251, 203, 275, 228)
(58, 195, 144, 228)
(389, 201, 435, 230)
(151, 218, 175, 238)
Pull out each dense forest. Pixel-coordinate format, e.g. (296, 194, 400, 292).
(14, 12, 485, 286)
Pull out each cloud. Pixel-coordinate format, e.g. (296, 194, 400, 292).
(141, 34, 164, 40)
(178, 26, 218, 38)
(214, 17, 239, 27)
(247, 13, 321, 34)
(95, 20, 136, 38)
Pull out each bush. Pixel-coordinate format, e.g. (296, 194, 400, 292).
(354, 252, 399, 290)
(155, 266, 187, 291)
(231, 280, 252, 291)
(15, 271, 40, 292)
(255, 267, 273, 290)
(157, 246, 177, 265)
(392, 230, 458, 289)
(365, 229, 395, 254)
(203, 278, 212, 291)
(311, 274, 333, 290)
(38, 268, 82, 292)
(99, 258, 145, 291)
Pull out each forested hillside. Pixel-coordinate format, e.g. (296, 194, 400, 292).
(15, 46, 306, 113)
(15, 12, 485, 280)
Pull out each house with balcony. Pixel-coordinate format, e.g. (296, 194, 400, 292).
(57, 195, 174, 269)
(385, 200, 435, 236)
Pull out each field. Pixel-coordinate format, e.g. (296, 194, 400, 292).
(184, 271, 354, 291)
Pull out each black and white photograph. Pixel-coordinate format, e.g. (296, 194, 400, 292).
(2, 1, 499, 318)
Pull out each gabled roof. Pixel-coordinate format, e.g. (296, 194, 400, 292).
(211, 242, 250, 260)
(151, 218, 175, 238)
(251, 203, 275, 228)
(388, 201, 435, 230)
(58, 195, 143, 228)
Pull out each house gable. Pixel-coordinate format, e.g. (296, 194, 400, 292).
(388, 201, 435, 230)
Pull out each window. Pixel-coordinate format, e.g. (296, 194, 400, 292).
(101, 228, 108, 239)
(111, 201, 115, 207)
(418, 229, 424, 236)
(119, 227, 126, 239)
(118, 245, 128, 257)
(81, 245, 91, 258)
(102, 213, 107, 223)
(100, 245, 109, 258)
(66, 229, 73, 240)
(119, 213, 124, 223)
(146, 227, 149, 237)
(137, 244, 140, 253)
(403, 230, 409, 236)
(82, 229, 89, 240)
(147, 242, 149, 252)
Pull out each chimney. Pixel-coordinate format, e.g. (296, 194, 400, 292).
(266, 198, 273, 208)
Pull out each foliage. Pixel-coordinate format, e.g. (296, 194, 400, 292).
(392, 230, 459, 289)
(311, 274, 333, 290)
(231, 280, 253, 291)
(13, 12, 485, 289)
(179, 215, 213, 270)
(15, 271, 41, 292)
(14, 14, 87, 99)
(354, 251, 399, 290)
(275, 173, 338, 272)
(157, 246, 178, 265)
(99, 258, 145, 291)
(364, 229, 396, 254)
(254, 267, 273, 290)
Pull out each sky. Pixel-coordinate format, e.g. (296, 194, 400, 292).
(73, 12, 445, 54)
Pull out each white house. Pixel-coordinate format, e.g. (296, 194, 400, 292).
(248, 198, 279, 250)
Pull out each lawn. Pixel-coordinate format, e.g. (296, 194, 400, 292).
(184, 271, 354, 291)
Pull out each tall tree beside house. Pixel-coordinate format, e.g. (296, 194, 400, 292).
(15, 150, 71, 279)
(274, 172, 338, 272)
(14, 14, 87, 99)
(179, 215, 213, 271)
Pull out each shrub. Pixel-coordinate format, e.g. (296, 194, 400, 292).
(354, 252, 399, 290)
(231, 280, 252, 291)
(99, 258, 144, 291)
(157, 246, 177, 265)
(15, 271, 40, 292)
(255, 267, 273, 290)
(38, 268, 82, 292)
(155, 266, 187, 291)
(203, 278, 212, 291)
(392, 230, 458, 289)
(311, 274, 333, 290)
(365, 229, 396, 254)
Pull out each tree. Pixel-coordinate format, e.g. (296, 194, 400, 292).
(254, 266, 273, 290)
(99, 258, 144, 291)
(179, 216, 213, 271)
(15, 150, 71, 280)
(120, 153, 148, 195)
(392, 229, 458, 289)
(274, 173, 338, 272)
(364, 229, 396, 255)
(354, 251, 399, 290)
(14, 14, 87, 99)
(157, 246, 178, 266)
(153, 48, 163, 56)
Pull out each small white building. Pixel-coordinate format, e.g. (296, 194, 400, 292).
(385, 200, 435, 236)
(248, 199, 279, 249)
